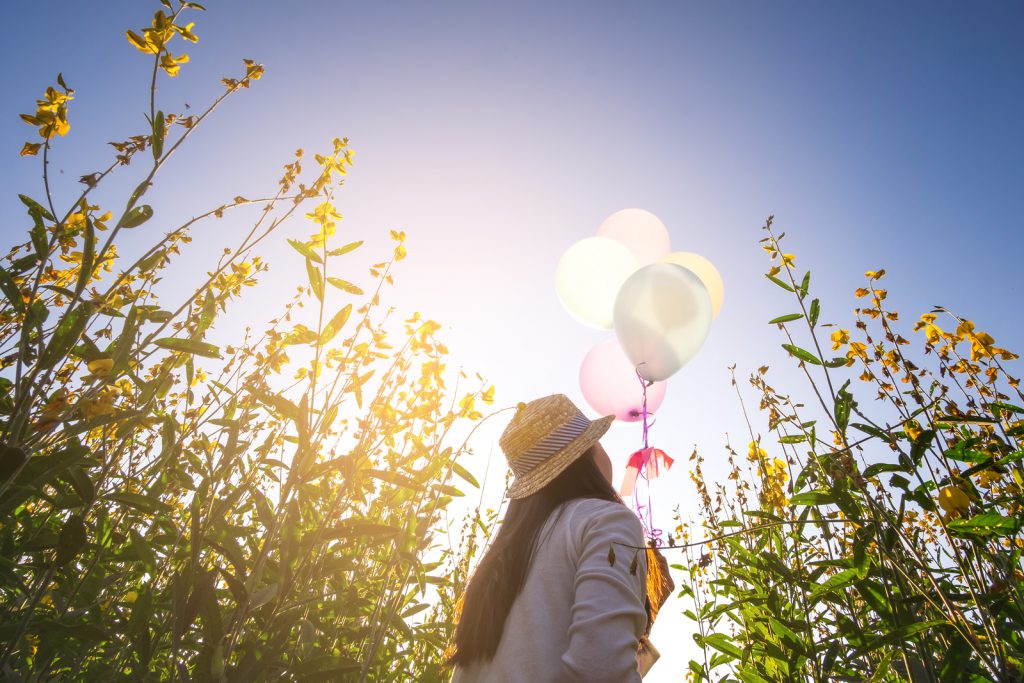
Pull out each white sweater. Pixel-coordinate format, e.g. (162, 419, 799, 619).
(451, 498, 649, 683)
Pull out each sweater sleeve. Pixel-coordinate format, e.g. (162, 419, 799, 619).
(559, 500, 648, 683)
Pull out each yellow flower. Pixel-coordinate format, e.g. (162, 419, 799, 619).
(781, 253, 796, 267)
(125, 590, 139, 604)
(903, 419, 922, 442)
(747, 441, 767, 463)
(847, 342, 868, 362)
(66, 213, 88, 231)
(977, 470, 1002, 488)
(772, 458, 788, 479)
(830, 329, 850, 350)
(87, 358, 114, 378)
(937, 486, 971, 519)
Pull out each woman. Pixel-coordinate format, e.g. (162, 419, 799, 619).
(449, 394, 661, 682)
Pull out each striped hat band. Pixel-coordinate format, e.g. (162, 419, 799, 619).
(508, 412, 590, 477)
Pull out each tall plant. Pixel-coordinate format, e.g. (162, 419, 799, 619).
(0, 2, 492, 680)
(675, 217, 1023, 682)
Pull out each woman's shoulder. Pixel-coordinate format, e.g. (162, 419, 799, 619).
(564, 498, 644, 540)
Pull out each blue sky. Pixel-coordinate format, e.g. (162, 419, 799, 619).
(3, 1, 1023, 678)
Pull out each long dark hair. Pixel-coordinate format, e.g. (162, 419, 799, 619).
(448, 445, 622, 667)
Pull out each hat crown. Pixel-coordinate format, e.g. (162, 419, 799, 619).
(500, 394, 615, 499)
(500, 394, 588, 471)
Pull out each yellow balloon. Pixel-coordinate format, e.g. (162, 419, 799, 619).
(661, 252, 724, 317)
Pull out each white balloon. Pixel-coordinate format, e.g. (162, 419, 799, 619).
(597, 209, 671, 266)
(555, 237, 638, 329)
(613, 263, 712, 381)
(661, 251, 725, 317)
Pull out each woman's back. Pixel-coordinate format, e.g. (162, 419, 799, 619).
(452, 497, 648, 683)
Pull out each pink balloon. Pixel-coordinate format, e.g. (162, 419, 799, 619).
(579, 337, 667, 422)
(597, 209, 671, 266)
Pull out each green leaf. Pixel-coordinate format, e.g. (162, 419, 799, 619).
(152, 110, 165, 160)
(0, 445, 27, 480)
(197, 288, 216, 336)
(56, 515, 88, 566)
(111, 306, 140, 371)
(305, 258, 324, 302)
(31, 223, 48, 260)
(810, 567, 862, 599)
(947, 512, 1020, 538)
(834, 380, 853, 432)
(328, 240, 363, 256)
(790, 490, 833, 506)
(319, 304, 352, 345)
(0, 268, 24, 313)
(62, 466, 95, 505)
(701, 633, 742, 660)
(991, 401, 1024, 416)
(909, 428, 935, 465)
(799, 270, 810, 298)
(248, 583, 278, 609)
(294, 656, 361, 677)
(852, 422, 896, 443)
(808, 298, 820, 328)
(40, 306, 89, 369)
(779, 434, 806, 444)
(258, 392, 300, 422)
(996, 450, 1024, 466)
(943, 442, 988, 464)
(935, 414, 999, 425)
(768, 313, 803, 324)
(326, 277, 363, 295)
(451, 461, 480, 488)
(154, 337, 221, 359)
(107, 492, 172, 515)
(433, 484, 465, 497)
(781, 343, 822, 366)
(322, 519, 401, 542)
(368, 469, 423, 491)
(766, 274, 794, 292)
(19, 194, 54, 221)
(118, 205, 154, 229)
(74, 214, 96, 297)
(863, 462, 907, 478)
(287, 239, 322, 264)
(10, 254, 38, 274)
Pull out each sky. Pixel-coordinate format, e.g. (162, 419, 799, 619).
(2, 1, 1023, 679)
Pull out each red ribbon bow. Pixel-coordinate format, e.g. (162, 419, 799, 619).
(619, 447, 674, 498)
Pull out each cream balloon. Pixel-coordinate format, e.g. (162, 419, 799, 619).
(661, 251, 725, 317)
(555, 237, 638, 329)
(597, 209, 671, 266)
(613, 263, 712, 382)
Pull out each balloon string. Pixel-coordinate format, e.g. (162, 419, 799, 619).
(639, 369, 650, 450)
(633, 369, 662, 545)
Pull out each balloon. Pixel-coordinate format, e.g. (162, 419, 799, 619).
(613, 263, 712, 382)
(579, 337, 667, 421)
(555, 237, 638, 329)
(597, 209, 671, 266)
(661, 251, 725, 317)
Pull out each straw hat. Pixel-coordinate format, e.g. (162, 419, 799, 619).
(500, 394, 614, 499)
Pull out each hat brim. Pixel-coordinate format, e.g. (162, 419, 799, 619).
(506, 414, 615, 499)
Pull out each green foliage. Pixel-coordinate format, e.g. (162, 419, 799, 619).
(0, 3, 494, 680)
(676, 217, 1024, 682)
